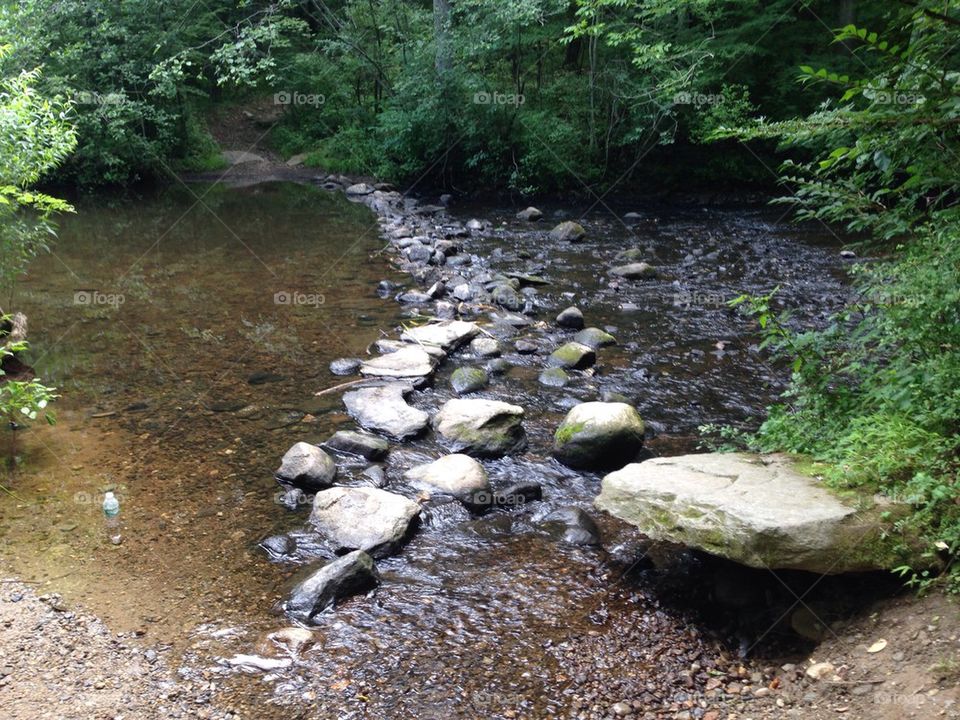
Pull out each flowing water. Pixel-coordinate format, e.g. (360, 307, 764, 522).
(0, 181, 858, 717)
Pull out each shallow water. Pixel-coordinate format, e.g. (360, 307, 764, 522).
(0, 182, 855, 718)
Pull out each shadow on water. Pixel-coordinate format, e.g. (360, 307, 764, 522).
(0, 182, 901, 717)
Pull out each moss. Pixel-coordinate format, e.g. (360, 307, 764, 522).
(554, 421, 587, 447)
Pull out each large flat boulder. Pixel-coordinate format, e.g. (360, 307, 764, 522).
(596, 453, 910, 574)
(360, 346, 439, 379)
(309, 487, 421, 558)
(401, 320, 479, 351)
(432, 398, 526, 457)
(342, 383, 429, 439)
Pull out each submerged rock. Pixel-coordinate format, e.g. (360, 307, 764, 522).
(433, 398, 527, 457)
(548, 221, 586, 242)
(275, 442, 337, 490)
(547, 342, 596, 370)
(539, 367, 570, 387)
(323, 430, 389, 461)
(542, 508, 602, 546)
(401, 320, 479, 351)
(553, 402, 645, 470)
(574, 327, 617, 349)
(285, 550, 380, 623)
(343, 383, 429, 439)
(360, 346, 439, 379)
(309, 487, 421, 558)
(596, 453, 913, 574)
(609, 262, 657, 279)
(404, 453, 490, 501)
(556, 306, 585, 329)
(451, 366, 489, 395)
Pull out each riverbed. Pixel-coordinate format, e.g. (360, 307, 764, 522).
(0, 180, 856, 718)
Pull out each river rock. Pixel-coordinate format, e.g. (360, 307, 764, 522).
(596, 453, 912, 573)
(285, 550, 380, 622)
(329, 358, 362, 376)
(309, 487, 421, 558)
(323, 430, 389, 461)
(547, 342, 596, 369)
(556, 306, 585, 329)
(397, 290, 433, 304)
(343, 383, 429, 439)
(401, 320, 478, 351)
(451, 366, 489, 395)
(516, 206, 543, 221)
(609, 262, 657, 279)
(486, 358, 511, 375)
(491, 284, 524, 312)
(553, 402, 645, 470)
(542, 508, 601, 546)
(345, 183, 375, 196)
(275, 442, 337, 490)
(360, 346, 439, 379)
(539, 367, 569, 387)
(433, 398, 527, 457)
(514, 338, 540, 354)
(405, 244, 432, 264)
(548, 221, 586, 242)
(404, 454, 490, 501)
(469, 337, 501, 357)
(574, 327, 617, 349)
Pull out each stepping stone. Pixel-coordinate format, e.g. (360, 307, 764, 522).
(404, 454, 490, 502)
(275, 442, 337, 491)
(609, 262, 657, 279)
(360, 346, 439, 379)
(547, 342, 596, 370)
(433, 398, 526, 458)
(343, 383, 429, 439)
(401, 320, 479, 351)
(285, 551, 379, 623)
(309, 487, 421, 558)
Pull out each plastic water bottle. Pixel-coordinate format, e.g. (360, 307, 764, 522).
(102, 491, 122, 545)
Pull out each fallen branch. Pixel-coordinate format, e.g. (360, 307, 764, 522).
(313, 378, 380, 397)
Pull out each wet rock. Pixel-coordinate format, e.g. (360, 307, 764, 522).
(840, 249, 857, 259)
(404, 453, 491, 501)
(452, 283, 474, 301)
(516, 206, 543, 221)
(247, 370, 284, 385)
(600, 389, 631, 404)
(539, 367, 570, 387)
(401, 319, 478, 351)
(360, 346, 439, 379)
(465, 218, 485, 231)
(469, 337, 501, 357)
(277, 486, 308, 510)
(267, 627, 315, 656)
(596, 453, 914, 573)
(275, 442, 337, 490)
(614, 247, 645, 262)
(609, 262, 657, 279)
(377, 280, 400, 297)
(309, 487, 421, 558)
(505, 272, 550, 287)
(375, 338, 445, 358)
(285, 550, 380, 623)
(396, 290, 433, 304)
(260, 534, 296, 559)
(451, 366, 489, 395)
(496, 481, 542, 507)
(547, 342, 596, 370)
(553, 402, 645, 470)
(433, 398, 527, 457)
(543, 508, 602, 546)
(556, 306, 585, 329)
(548, 220, 586, 242)
(405, 245, 432, 264)
(323, 430, 389, 461)
(329, 358, 362, 376)
(361, 465, 388, 488)
(345, 183, 375, 195)
(490, 284, 524, 312)
(343, 383, 429, 439)
(574, 327, 617, 349)
(486, 358, 511, 375)
(514, 338, 540, 354)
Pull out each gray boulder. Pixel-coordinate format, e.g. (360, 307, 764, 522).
(275, 442, 337, 490)
(553, 402, 645, 470)
(547, 342, 596, 370)
(491, 284, 524, 312)
(548, 221, 586, 242)
(345, 183, 375, 196)
(343, 383, 429, 439)
(556, 306, 585, 329)
(539, 367, 570, 387)
(609, 262, 657, 279)
(401, 320, 479, 351)
(451, 366, 489, 395)
(310, 487, 421, 558)
(468, 337, 501, 357)
(323, 430, 389, 461)
(433, 398, 526, 457)
(360, 346, 439, 379)
(404, 453, 490, 502)
(516, 206, 543, 221)
(596, 453, 913, 574)
(285, 550, 379, 622)
(574, 327, 617, 349)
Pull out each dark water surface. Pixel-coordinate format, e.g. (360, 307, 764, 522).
(0, 182, 855, 718)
